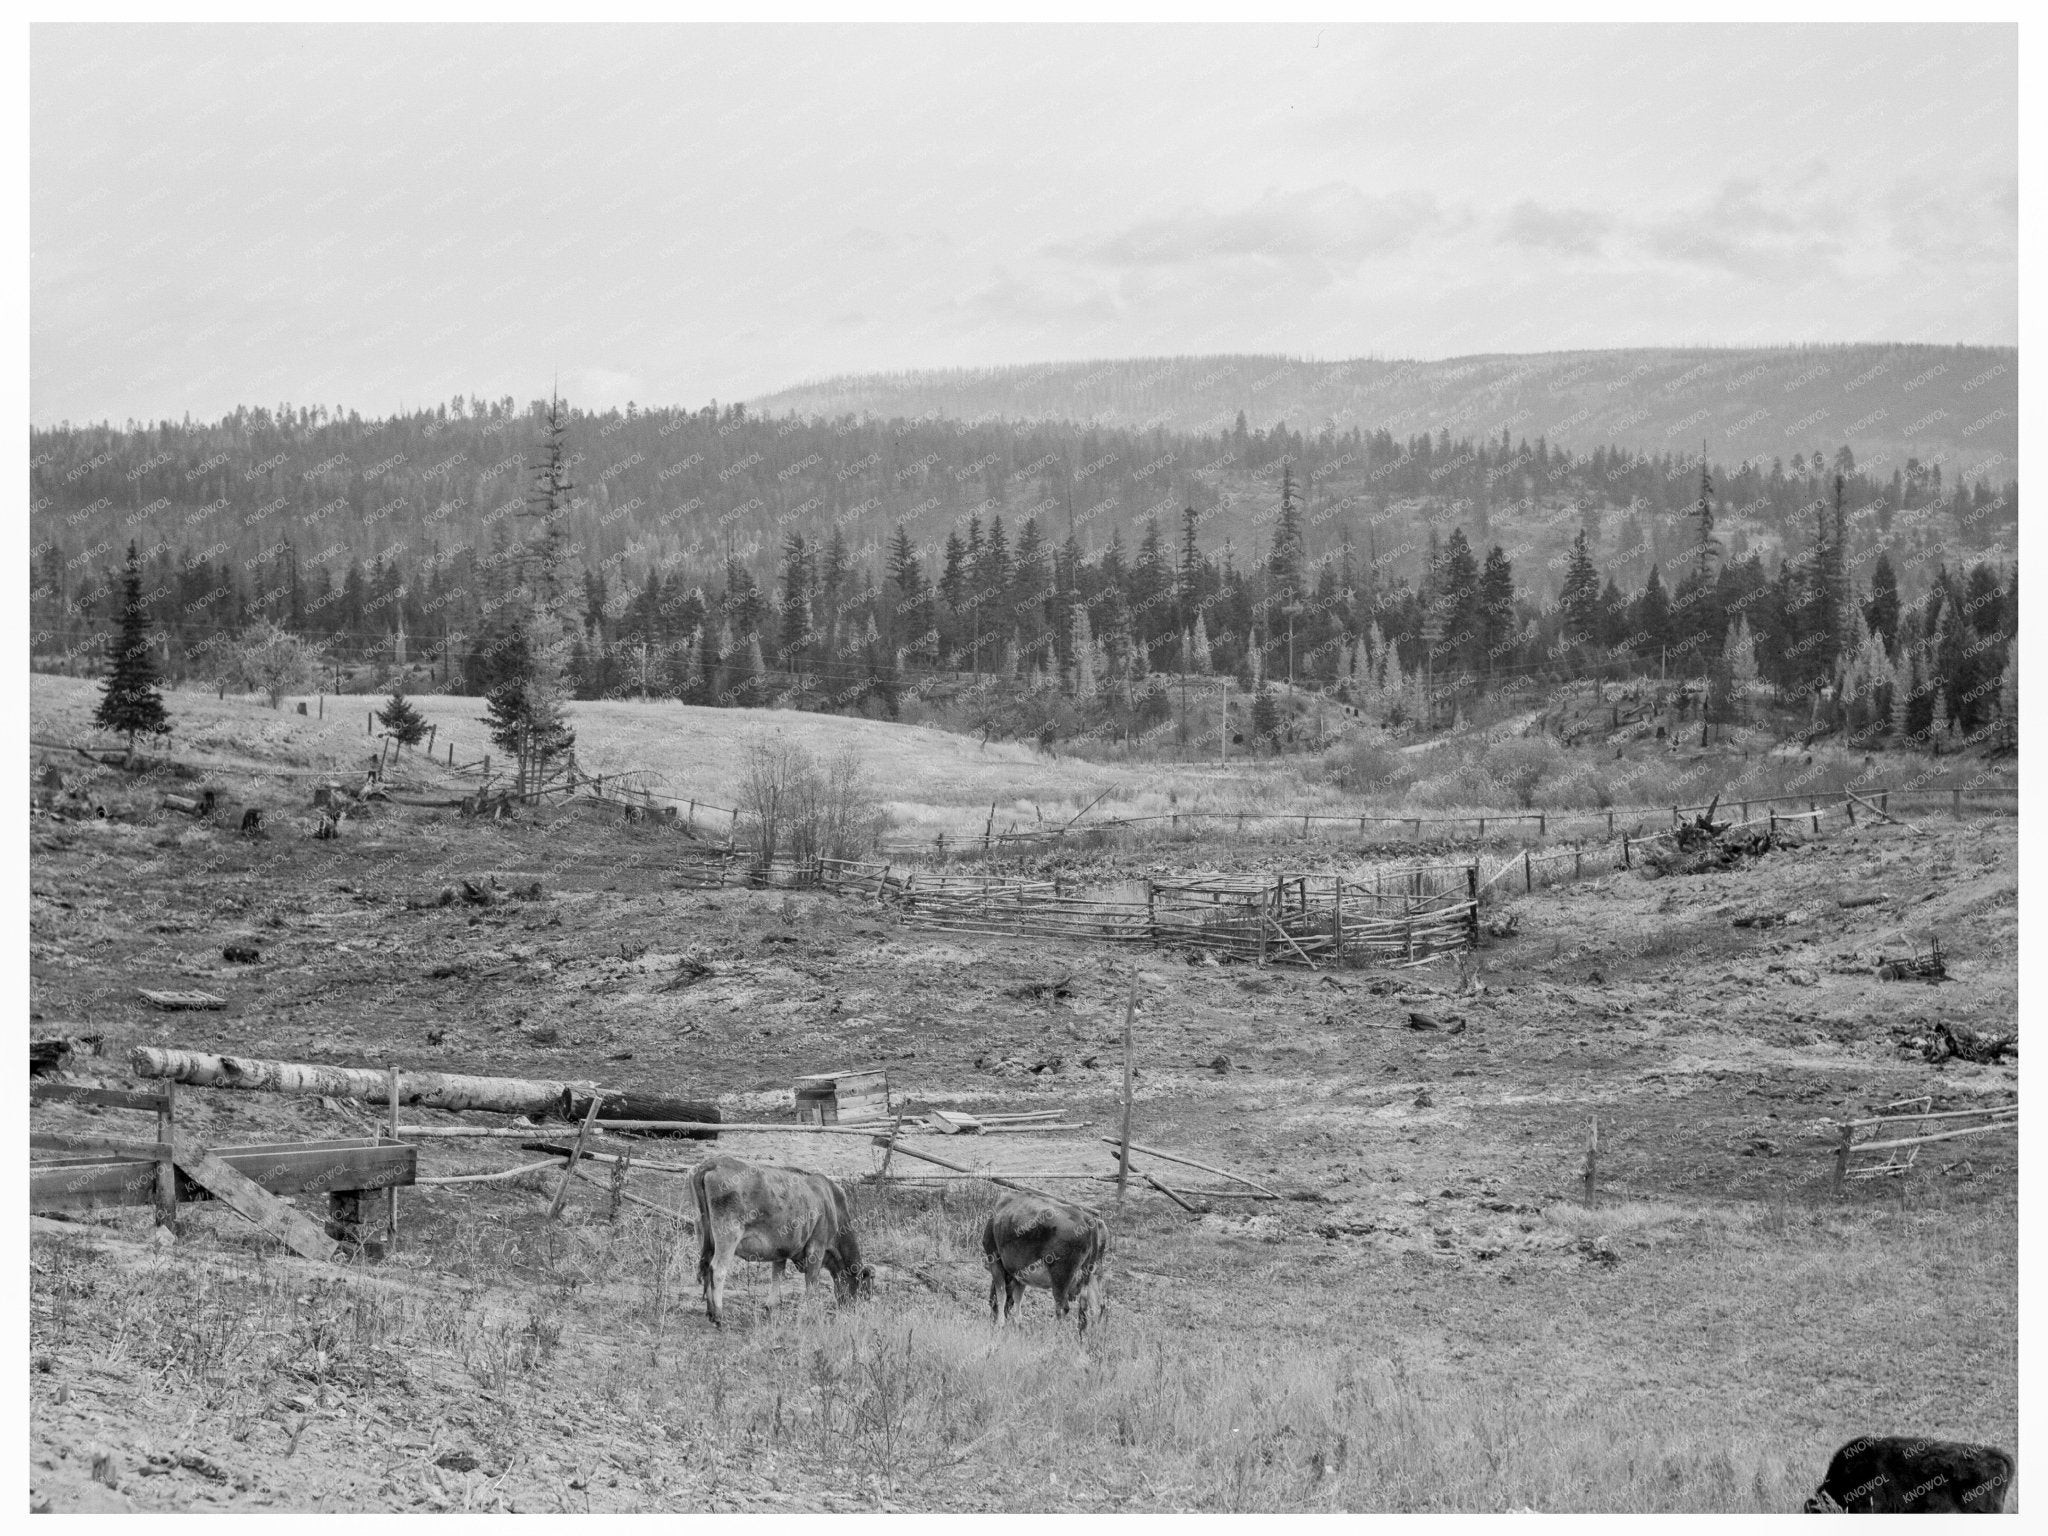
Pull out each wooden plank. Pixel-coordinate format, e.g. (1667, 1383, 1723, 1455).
(1094, 1137, 1285, 1198)
(546, 1095, 603, 1219)
(874, 1136, 1101, 1213)
(30, 1083, 170, 1112)
(1840, 1102, 2016, 1129)
(414, 1156, 567, 1186)
(170, 1133, 338, 1260)
(31, 1133, 169, 1160)
(1849, 1120, 2019, 1155)
(31, 1158, 160, 1213)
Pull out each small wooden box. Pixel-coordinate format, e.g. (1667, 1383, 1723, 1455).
(794, 1067, 890, 1126)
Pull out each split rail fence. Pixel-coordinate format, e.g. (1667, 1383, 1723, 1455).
(813, 858, 1478, 969)
(1827, 1098, 2017, 1193)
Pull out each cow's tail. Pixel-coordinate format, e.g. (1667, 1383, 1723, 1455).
(691, 1165, 715, 1297)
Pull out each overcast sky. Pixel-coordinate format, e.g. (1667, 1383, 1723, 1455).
(31, 23, 2017, 427)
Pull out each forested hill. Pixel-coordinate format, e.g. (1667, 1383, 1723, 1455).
(28, 385, 2019, 762)
(754, 345, 2017, 481)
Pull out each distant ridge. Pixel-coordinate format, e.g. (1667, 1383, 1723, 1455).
(753, 345, 2017, 477)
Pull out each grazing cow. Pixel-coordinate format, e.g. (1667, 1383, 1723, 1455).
(688, 1156, 872, 1326)
(1803, 1436, 2013, 1512)
(981, 1188, 1109, 1334)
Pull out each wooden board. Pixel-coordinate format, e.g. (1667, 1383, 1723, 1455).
(31, 1133, 169, 1160)
(30, 1083, 169, 1112)
(170, 1133, 339, 1260)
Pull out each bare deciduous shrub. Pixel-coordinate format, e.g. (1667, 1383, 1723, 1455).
(736, 730, 889, 870)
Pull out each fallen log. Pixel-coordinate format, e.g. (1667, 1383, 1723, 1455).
(399, 1120, 875, 1139)
(1835, 894, 1888, 910)
(132, 1046, 590, 1118)
(557, 1089, 722, 1140)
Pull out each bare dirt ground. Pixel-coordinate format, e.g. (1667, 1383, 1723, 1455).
(28, 693, 2018, 1513)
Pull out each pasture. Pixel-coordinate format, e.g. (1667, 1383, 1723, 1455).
(27, 677, 2019, 1511)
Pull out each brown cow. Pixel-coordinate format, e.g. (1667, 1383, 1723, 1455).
(688, 1156, 872, 1326)
(981, 1188, 1109, 1334)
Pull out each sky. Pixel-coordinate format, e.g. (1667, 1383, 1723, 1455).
(30, 23, 2019, 427)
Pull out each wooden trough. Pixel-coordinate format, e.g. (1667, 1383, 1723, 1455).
(794, 1067, 891, 1125)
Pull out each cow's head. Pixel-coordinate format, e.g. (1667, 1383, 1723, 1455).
(827, 1229, 875, 1303)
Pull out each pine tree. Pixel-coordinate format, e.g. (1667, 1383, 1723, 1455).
(378, 687, 427, 747)
(1891, 644, 1917, 740)
(1250, 684, 1279, 745)
(1693, 449, 1718, 580)
(1997, 640, 2017, 747)
(94, 541, 171, 753)
(1865, 551, 1900, 652)
(1072, 605, 1096, 697)
(1266, 464, 1304, 599)
(1559, 530, 1601, 645)
(779, 531, 814, 686)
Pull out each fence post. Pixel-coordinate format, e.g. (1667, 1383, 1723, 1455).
(1952, 787, 1962, 818)
(386, 1065, 401, 1251)
(1672, 804, 1680, 828)
(1538, 813, 1546, 837)
(1574, 849, 1582, 880)
(1739, 800, 1747, 823)
(1881, 791, 1889, 815)
(1607, 811, 1614, 838)
(1582, 1116, 1599, 1205)
(1845, 796, 1855, 827)
(448, 741, 455, 766)
(1524, 851, 1533, 893)
(1768, 809, 1776, 840)
(1116, 970, 1137, 1201)
(1332, 874, 1345, 960)
(1412, 818, 1421, 843)
(154, 1080, 178, 1235)
(426, 724, 436, 757)
(1145, 879, 1157, 943)
(1621, 833, 1631, 869)
(1832, 1120, 1854, 1196)
(1478, 817, 1485, 839)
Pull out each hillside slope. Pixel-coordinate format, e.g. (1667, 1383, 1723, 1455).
(754, 346, 2017, 479)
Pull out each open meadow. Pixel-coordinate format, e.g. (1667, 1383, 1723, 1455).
(28, 678, 2019, 1512)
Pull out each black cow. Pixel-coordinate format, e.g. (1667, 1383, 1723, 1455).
(1804, 1436, 2013, 1512)
(981, 1188, 1109, 1334)
(688, 1156, 872, 1326)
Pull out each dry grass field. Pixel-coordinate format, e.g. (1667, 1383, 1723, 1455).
(28, 676, 2018, 1512)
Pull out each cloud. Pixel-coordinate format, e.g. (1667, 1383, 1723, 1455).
(1059, 183, 1445, 270)
(1499, 200, 1611, 255)
(960, 268, 1122, 326)
(1884, 174, 2017, 263)
(1638, 177, 1845, 276)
